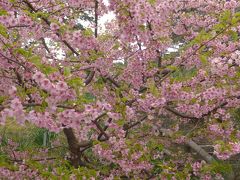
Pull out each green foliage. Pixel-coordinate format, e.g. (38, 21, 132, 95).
(41, 163, 97, 179)
(233, 108, 240, 122)
(67, 77, 84, 87)
(82, 28, 94, 37)
(219, 10, 232, 24)
(67, 77, 84, 96)
(0, 9, 7, 16)
(63, 67, 71, 77)
(116, 119, 125, 126)
(201, 161, 233, 176)
(93, 77, 105, 90)
(33, 56, 58, 74)
(1, 126, 57, 150)
(78, 92, 96, 104)
(227, 29, 239, 41)
(166, 65, 178, 71)
(27, 11, 50, 21)
(199, 54, 208, 65)
(148, 79, 159, 97)
(0, 24, 8, 38)
(172, 67, 197, 82)
(148, 0, 156, 5)
(0, 96, 6, 105)
(175, 163, 192, 179)
(147, 140, 164, 154)
(14, 48, 32, 58)
(29, 128, 57, 147)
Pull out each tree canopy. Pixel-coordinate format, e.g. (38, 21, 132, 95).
(0, 0, 240, 179)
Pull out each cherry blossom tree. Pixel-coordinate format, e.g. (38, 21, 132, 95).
(0, 0, 240, 179)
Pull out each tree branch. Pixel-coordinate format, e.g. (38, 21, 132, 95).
(159, 128, 215, 163)
(40, 37, 50, 53)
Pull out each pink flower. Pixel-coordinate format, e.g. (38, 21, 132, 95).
(50, 23, 59, 31)
(8, 86, 17, 96)
(107, 112, 120, 120)
(126, 106, 135, 119)
(40, 78, 52, 90)
(56, 81, 68, 91)
(33, 71, 45, 83)
(10, 98, 22, 110)
(173, 23, 187, 35)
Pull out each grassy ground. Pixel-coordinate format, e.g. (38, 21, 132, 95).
(0, 120, 68, 161)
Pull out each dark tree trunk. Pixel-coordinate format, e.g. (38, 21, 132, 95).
(63, 127, 82, 168)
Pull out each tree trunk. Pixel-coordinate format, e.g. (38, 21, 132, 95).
(63, 127, 82, 168)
